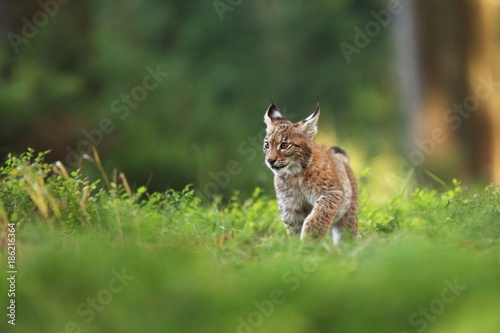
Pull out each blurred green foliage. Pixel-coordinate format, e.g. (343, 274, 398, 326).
(1, 149, 500, 333)
(0, 0, 397, 197)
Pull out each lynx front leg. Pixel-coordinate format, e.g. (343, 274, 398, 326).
(284, 221, 302, 236)
(279, 204, 310, 237)
(300, 193, 341, 241)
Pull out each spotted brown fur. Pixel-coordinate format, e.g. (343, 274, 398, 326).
(263, 103, 359, 244)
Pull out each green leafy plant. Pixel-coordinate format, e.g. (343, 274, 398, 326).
(1, 150, 500, 333)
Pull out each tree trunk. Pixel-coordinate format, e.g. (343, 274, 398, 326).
(397, 0, 500, 185)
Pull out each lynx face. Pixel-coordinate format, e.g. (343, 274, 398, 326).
(263, 104, 318, 175)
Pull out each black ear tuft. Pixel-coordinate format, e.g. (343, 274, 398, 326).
(301, 102, 320, 123)
(299, 103, 320, 137)
(266, 103, 287, 122)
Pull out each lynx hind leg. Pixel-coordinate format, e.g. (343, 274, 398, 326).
(331, 225, 342, 246)
(337, 201, 359, 238)
(334, 165, 360, 243)
(342, 166, 359, 239)
(331, 206, 358, 245)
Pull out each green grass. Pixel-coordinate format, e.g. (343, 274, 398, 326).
(1, 150, 500, 333)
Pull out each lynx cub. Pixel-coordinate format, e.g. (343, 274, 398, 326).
(263, 103, 359, 245)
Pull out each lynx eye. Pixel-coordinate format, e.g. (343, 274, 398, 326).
(280, 142, 291, 150)
(263, 142, 270, 150)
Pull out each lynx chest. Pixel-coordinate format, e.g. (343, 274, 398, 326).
(274, 175, 315, 216)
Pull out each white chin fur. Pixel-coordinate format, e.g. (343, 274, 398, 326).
(268, 162, 302, 176)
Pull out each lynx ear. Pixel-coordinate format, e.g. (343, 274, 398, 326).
(264, 103, 287, 128)
(300, 103, 320, 137)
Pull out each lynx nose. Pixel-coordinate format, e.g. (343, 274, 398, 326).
(267, 157, 276, 166)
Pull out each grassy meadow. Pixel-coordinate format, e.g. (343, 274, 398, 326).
(1, 150, 500, 333)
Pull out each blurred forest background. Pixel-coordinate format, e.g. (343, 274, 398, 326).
(0, 0, 499, 199)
